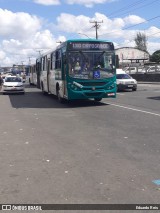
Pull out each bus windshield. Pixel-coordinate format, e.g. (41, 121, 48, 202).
(68, 51, 115, 79)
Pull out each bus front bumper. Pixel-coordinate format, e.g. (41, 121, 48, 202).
(67, 88, 116, 100)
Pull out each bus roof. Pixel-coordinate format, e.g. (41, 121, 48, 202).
(66, 39, 112, 42)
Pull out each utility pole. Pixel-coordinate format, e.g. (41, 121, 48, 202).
(28, 57, 31, 65)
(35, 50, 43, 57)
(90, 20, 103, 39)
(21, 61, 25, 72)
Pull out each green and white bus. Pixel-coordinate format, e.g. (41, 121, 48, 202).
(37, 39, 117, 102)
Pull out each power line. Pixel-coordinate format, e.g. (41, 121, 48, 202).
(107, 0, 147, 17)
(108, 0, 160, 18)
(99, 15, 160, 37)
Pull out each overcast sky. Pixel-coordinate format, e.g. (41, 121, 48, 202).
(0, 0, 160, 66)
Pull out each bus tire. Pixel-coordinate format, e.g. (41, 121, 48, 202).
(94, 98, 102, 102)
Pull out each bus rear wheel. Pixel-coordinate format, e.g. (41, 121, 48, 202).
(94, 98, 102, 102)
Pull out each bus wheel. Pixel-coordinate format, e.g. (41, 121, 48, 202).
(56, 88, 64, 103)
(94, 98, 102, 102)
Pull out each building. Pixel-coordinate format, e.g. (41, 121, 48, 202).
(115, 47, 150, 67)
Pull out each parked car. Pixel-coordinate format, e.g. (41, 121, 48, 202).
(116, 69, 137, 91)
(146, 66, 160, 73)
(123, 66, 146, 74)
(2, 76, 25, 94)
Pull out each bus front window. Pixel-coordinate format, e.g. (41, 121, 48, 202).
(68, 51, 115, 79)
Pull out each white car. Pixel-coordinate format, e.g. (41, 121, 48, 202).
(2, 76, 25, 94)
(116, 69, 137, 91)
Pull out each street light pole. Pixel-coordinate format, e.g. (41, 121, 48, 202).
(78, 33, 91, 39)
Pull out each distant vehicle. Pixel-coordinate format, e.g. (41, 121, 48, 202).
(123, 66, 146, 74)
(146, 66, 160, 73)
(116, 69, 137, 91)
(2, 76, 25, 94)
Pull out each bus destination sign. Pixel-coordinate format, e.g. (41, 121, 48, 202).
(68, 42, 114, 51)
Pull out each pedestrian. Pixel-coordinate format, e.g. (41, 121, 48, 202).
(0, 73, 3, 91)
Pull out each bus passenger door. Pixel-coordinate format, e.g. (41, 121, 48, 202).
(47, 59, 50, 93)
(62, 53, 67, 97)
(36, 61, 41, 89)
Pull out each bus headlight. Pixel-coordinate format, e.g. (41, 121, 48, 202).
(107, 83, 115, 90)
(70, 84, 80, 91)
(69, 82, 83, 91)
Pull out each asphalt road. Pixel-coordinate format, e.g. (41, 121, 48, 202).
(0, 83, 160, 212)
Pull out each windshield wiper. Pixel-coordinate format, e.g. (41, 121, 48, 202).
(97, 51, 105, 60)
(79, 51, 88, 62)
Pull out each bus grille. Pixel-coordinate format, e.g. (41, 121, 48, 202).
(80, 82, 106, 86)
(85, 92, 103, 97)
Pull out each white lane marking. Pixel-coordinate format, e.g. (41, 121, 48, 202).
(117, 93, 125, 95)
(107, 102, 160, 117)
(138, 84, 160, 87)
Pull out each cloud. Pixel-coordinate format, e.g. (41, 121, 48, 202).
(66, 0, 115, 8)
(0, 9, 42, 40)
(0, 8, 159, 66)
(0, 9, 61, 66)
(56, 13, 141, 39)
(0, 31, 60, 66)
(55, 12, 160, 53)
(33, 0, 60, 5)
(146, 26, 160, 38)
(33, 0, 116, 7)
(0, 50, 6, 60)
(123, 15, 145, 26)
(57, 13, 91, 33)
(147, 41, 160, 54)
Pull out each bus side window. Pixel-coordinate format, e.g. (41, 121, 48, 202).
(55, 50, 61, 69)
(51, 52, 56, 69)
(41, 56, 47, 71)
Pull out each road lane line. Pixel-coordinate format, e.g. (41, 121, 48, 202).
(117, 93, 125, 95)
(106, 102, 160, 117)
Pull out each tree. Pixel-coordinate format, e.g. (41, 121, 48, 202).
(150, 50, 160, 63)
(134, 32, 148, 52)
